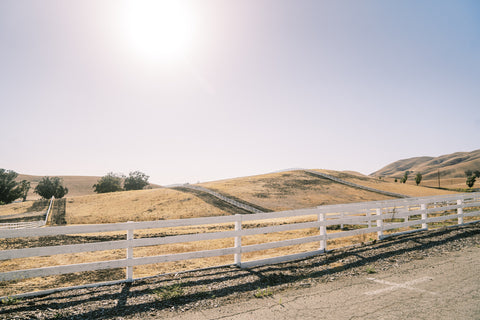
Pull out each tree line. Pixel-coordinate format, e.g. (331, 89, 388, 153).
(393, 169, 478, 188)
(0, 169, 150, 205)
(93, 171, 150, 193)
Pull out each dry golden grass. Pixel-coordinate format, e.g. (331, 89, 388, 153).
(66, 188, 231, 224)
(371, 149, 480, 180)
(16, 174, 163, 200)
(0, 201, 38, 217)
(199, 170, 456, 212)
(0, 169, 469, 296)
(3, 211, 479, 297)
(310, 169, 457, 197)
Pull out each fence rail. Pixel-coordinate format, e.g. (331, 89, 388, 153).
(1, 192, 479, 295)
(0, 197, 55, 230)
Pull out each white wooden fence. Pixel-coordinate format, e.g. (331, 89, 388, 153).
(1, 192, 479, 295)
(0, 196, 55, 230)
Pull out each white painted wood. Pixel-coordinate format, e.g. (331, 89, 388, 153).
(0, 240, 130, 260)
(457, 199, 464, 225)
(241, 235, 324, 253)
(234, 214, 241, 266)
(421, 204, 428, 229)
(0, 259, 128, 282)
(319, 213, 326, 251)
(241, 208, 319, 221)
(240, 221, 320, 236)
(1, 192, 479, 290)
(126, 222, 133, 282)
(240, 250, 324, 268)
(376, 208, 383, 239)
(130, 247, 237, 266)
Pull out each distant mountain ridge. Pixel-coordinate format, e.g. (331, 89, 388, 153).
(371, 149, 480, 179)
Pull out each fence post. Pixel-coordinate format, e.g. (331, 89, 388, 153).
(376, 208, 383, 240)
(234, 214, 242, 267)
(126, 221, 134, 282)
(366, 210, 372, 228)
(457, 199, 464, 225)
(44, 196, 55, 225)
(319, 213, 327, 252)
(421, 204, 427, 230)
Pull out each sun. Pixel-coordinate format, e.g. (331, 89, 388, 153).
(120, 0, 196, 64)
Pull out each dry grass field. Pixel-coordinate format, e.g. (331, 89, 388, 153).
(15, 174, 162, 200)
(0, 169, 465, 297)
(309, 170, 459, 197)
(199, 170, 455, 212)
(371, 149, 480, 183)
(65, 187, 232, 224)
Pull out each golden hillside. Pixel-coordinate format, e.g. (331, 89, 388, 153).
(2, 169, 457, 224)
(15, 174, 162, 200)
(371, 149, 480, 180)
(199, 170, 455, 212)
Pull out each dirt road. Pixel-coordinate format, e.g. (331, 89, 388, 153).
(171, 244, 480, 320)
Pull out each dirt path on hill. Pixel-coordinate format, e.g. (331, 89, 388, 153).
(1, 223, 479, 320)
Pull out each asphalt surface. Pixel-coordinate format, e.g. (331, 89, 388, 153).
(170, 245, 480, 320)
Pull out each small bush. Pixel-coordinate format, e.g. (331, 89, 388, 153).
(153, 284, 184, 301)
(254, 287, 273, 298)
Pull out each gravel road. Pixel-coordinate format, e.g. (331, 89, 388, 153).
(1, 223, 479, 319)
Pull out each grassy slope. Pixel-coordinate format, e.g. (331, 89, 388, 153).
(371, 149, 480, 182)
(312, 170, 457, 197)
(0, 169, 464, 295)
(16, 174, 163, 200)
(65, 188, 231, 224)
(3, 169, 457, 223)
(198, 170, 455, 212)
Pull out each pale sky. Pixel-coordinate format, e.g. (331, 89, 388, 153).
(1, 0, 479, 185)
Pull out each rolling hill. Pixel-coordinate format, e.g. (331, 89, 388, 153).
(370, 149, 480, 187)
(15, 174, 162, 200)
(2, 169, 455, 223)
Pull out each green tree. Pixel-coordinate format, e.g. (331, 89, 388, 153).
(0, 169, 23, 204)
(465, 170, 473, 177)
(34, 177, 68, 199)
(401, 171, 409, 184)
(466, 175, 476, 188)
(474, 170, 480, 178)
(415, 173, 422, 186)
(93, 173, 124, 193)
(19, 180, 30, 201)
(124, 171, 150, 191)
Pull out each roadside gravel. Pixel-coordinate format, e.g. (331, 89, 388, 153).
(1, 223, 479, 319)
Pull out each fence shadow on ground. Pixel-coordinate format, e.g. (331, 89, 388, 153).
(2, 223, 478, 320)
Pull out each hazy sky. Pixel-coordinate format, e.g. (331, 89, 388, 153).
(1, 0, 479, 185)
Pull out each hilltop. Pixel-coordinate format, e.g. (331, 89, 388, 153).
(15, 174, 162, 200)
(370, 149, 480, 188)
(2, 168, 457, 224)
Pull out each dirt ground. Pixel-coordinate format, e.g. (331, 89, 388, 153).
(1, 222, 479, 319)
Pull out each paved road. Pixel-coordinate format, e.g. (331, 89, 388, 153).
(170, 245, 480, 320)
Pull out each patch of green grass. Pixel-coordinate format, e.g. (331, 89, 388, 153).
(1, 296, 22, 305)
(153, 284, 185, 301)
(254, 287, 273, 298)
(365, 266, 377, 274)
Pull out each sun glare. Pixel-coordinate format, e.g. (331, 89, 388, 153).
(121, 0, 196, 64)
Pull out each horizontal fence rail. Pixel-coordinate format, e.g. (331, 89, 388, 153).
(1, 192, 479, 296)
(0, 197, 55, 230)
